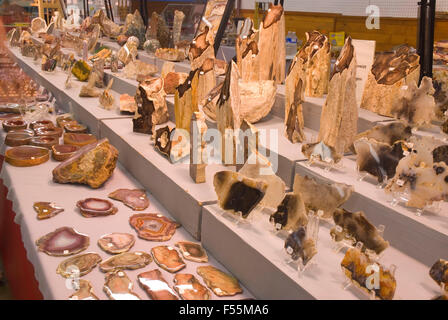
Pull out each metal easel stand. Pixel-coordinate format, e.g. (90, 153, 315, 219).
(417, 0, 436, 82)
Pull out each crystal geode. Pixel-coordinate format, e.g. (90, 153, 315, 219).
(36, 227, 89, 256)
(151, 245, 186, 273)
(52, 138, 118, 189)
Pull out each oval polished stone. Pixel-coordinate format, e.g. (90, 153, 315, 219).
(99, 251, 152, 272)
(56, 252, 102, 278)
(5, 145, 49, 167)
(63, 133, 97, 147)
(51, 144, 80, 161)
(30, 119, 54, 130)
(36, 227, 90, 256)
(76, 198, 118, 218)
(5, 130, 34, 147)
(29, 136, 59, 149)
(129, 213, 180, 242)
(64, 123, 88, 133)
(34, 126, 63, 138)
(3, 118, 27, 132)
(151, 246, 186, 273)
(98, 233, 135, 254)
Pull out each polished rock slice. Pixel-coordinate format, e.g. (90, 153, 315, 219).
(197, 266, 243, 297)
(151, 246, 186, 273)
(138, 269, 178, 300)
(56, 252, 102, 278)
(63, 133, 97, 147)
(353, 122, 412, 150)
(34, 126, 63, 138)
(30, 120, 54, 130)
(284, 227, 317, 265)
(214, 171, 268, 218)
(174, 274, 210, 300)
(429, 259, 448, 291)
(331, 208, 389, 254)
(103, 270, 141, 300)
(3, 118, 27, 132)
(123, 60, 158, 81)
(354, 138, 405, 183)
(99, 251, 152, 272)
(68, 280, 99, 300)
(119, 94, 137, 114)
(293, 174, 354, 219)
(270, 193, 308, 232)
(98, 233, 135, 254)
(302, 141, 342, 164)
(108, 189, 150, 211)
(33, 201, 64, 220)
(154, 125, 173, 159)
(341, 248, 396, 300)
(29, 136, 58, 149)
(5, 146, 49, 167)
(52, 138, 118, 189)
(239, 80, 276, 124)
(51, 144, 80, 161)
(129, 213, 180, 241)
(303, 31, 331, 97)
(175, 241, 208, 263)
(76, 198, 118, 218)
(36, 227, 89, 256)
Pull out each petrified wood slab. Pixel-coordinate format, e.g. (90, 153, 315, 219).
(52, 138, 118, 189)
(98, 233, 135, 254)
(317, 36, 357, 157)
(270, 193, 308, 232)
(341, 248, 396, 300)
(175, 69, 199, 134)
(151, 246, 186, 273)
(189, 26, 215, 72)
(103, 270, 141, 300)
(99, 251, 152, 272)
(174, 274, 210, 300)
(5, 130, 34, 147)
(361, 45, 420, 117)
(293, 174, 354, 220)
(284, 227, 317, 265)
(239, 80, 276, 124)
(429, 259, 448, 291)
(5, 146, 49, 167)
(163, 72, 188, 95)
(29, 136, 58, 149)
(301, 141, 342, 165)
(56, 253, 102, 278)
(51, 144, 80, 161)
(63, 133, 97, 147)
(332, 208, 389, 254)
(197, 266, 242, 297)
(120, 94, 137, 114)
(138, 269, 178, 300)
(108, 189, 150, 211)
(236, 18, 259, 82)
(190, 112, 207, 184)
(175, 241, 208, 263)
(197, 58, 216, 104)
(68, 280, 99, 300)
(36, 227, 89, 256)
(303, 31, 331, 97)
(129, 213, 180, 241)
(76, 198, 118, 218)
(33, 201, 64, 220)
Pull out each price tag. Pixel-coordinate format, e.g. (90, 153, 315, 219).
(275, 223, 282, 230)
(396, 179, 405, 186)
(286, 246, 293, 254)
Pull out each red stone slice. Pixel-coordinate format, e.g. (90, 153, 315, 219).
(137, 269, 178, 300)
(36, 227, 89, 256)
(76, 198, 118, 218)
(129, 213, 180, 241)
(52, 144, 80, 161)
(5, 145, 49, 167)
(108, 189, 150, 211)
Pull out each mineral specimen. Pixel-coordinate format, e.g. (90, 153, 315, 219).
(5, 130, 33, 147)
(197, 58, 216, 104)
(189, 27, 214, 71)
(99, 251, 152, 272)
(429, 259, 448, 291)
(56, 253, 102, 278)
(52, 138, 118, 189)
(99, 79, 115, 110)
(155, 48, 186, 62)
(117, 41, 138, 65)
(51, 144, 80, 162)
(103, 270, 141, 300)
(71, 60, 91, 82)
(433, 145, 448, 165)
(68, 280, 99, 300)
(301, 141, 342, 164)
(197, 266, 243, 297)
(124, 10, 146, 48)
(30, 17, 47, 34)
(190, 112, 207, 184)
(29, 136, 58, 149)
(129, 213, 180, 241)
(98, 233, 135, 255)
(303, 31, 331, 97)
(33, 201, 64, 220)
(154, 126, 173, 159)
(155, 13, 170, 48)
(108, 189, 150, 211)
(270, 193, 308, 232)
(151, 246, 186, 273)
(5, 146, 49, 167)
(284, 227, 317, 265)
(175, 70, 199, 135)
(76, 198, 118, 218)
(36, 227, 89, 256)
(352, 122, 412, 151)
(172, 10, 186, 45)
(174, 274, 210, 300)
(163, 72, 188, 95)
(175, 241, 208, 263)
(3, 118, 27, 132)
(143, 39, 160, 54)
(239, 80, 277, 124)
(119, 94, 137, 114)
(123, 60, 157, 81)
(63, 133, 97, 147)
(138, 269, 178, 300)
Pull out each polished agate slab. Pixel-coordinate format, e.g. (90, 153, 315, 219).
(429, 259, 448, 291)
(56, 114, 75, 127)
(137, 269, 178, 300)
(175, 241, 208, 263)
(5, 130, 34, 147)
(270, 193, 308, 232)
(76, 198, 118, 218)
(3, 118, 27, 132)
(5, 146, 49, 167)
(57, 253, 102, 278)
(98, 233, 135, 254)
(341, 248, 396, 300)
(151, 246, 186, 273)
(64, 123, 87, 134)
(29, 136, 59, 149)
(197, 266, 242, 297)
(63, 133, 97, 147)
(33, 201, 64, 220)
(36, 227, 89, 256)
(353, 122, 412, 150)
(332, 208, 389, 254)
(129, 213, 180, 241)
(30, 119, 54, 130)
(302, 141, 342, 164)
(68, 279, 99, 300)
(108, 189, 149, 211)
(174, 274, 210, 300)
(103, 270, 141, 300)
(51, 144, 80, 161)
(284, 227, 317, 264)
(99, 251, 152, 272)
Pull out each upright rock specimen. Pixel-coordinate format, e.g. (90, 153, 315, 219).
(172, 10, 186, 45)
(189, 26, 215, 72)
(236, 18, 259, 81)
(52, 138, 118, 189)
(124, 10, 146, 48)
(197, 58, 217, 104)
(190, 112, 208, 184)
(174, 70, 199, 134)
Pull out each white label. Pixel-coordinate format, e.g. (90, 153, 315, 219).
(401, 85, 408, 90)
(396, 179, 405, 187)
(275, 223, 282, 230)
(63, 250, 69, 255)
(136, 252, 142, 255)
(317, 210, 324, 217)
(167, 247, 173, 251)
(183, 252, 190, 256)
(215, 288, 223, 294)
(286, 246, 293, 254)
(403, 150, 410, 156)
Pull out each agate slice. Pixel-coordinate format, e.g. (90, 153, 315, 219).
(30, 120, 54, 130)
(76, 198, 118, 218)
(429, 259, 448, 291)
(103, 270, 141, 300)
(197, 266, 243, 297)
(68, 280, 99, 300)
(51, 144, 80, 161)
(353, 122, 412, 150)
(331, 208, 389, 254)
(151, 246, 186, 273)
(56, 114, 75, 128)
(270, 193, 308, 232)
(354, 138, 405, 183)
(63, 133, 97, 147)
(341, 248, 396, 300)
(99, 251, 152, 272)
(2, 118, 27, 132)
(138, 269, 178, 300)
(108, 189, 149, 211)
(64, 123, 87, 134)
(119, 94, 137, 114)
(174, 274, 210, 300)
(36, 227, 89, 256)
(302, 141, 342, 164)
(5, 130, 34, 147)
(33, 201, 64, 220)
(56, 253, 102, 278)
(292, 174, 354, 219)
(284, 227, 317, 265)
(175, 241, 208, 263)
(98, 233, 135, 254)
(5, 146, 49, 167)
(34, 126, 63, 138)
(29, 136, 59, 149)
(213, 171, 268, 218)
(129, 213, 180, 241)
